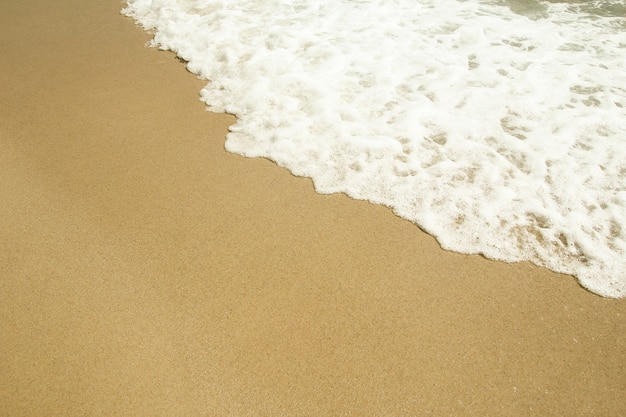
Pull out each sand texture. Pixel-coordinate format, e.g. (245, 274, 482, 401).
(1, 1, 625, 416)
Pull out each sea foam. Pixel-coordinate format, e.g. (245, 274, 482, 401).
(123, 0, 626, 298)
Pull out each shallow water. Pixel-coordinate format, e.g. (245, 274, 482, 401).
(123, 0, 626, 298)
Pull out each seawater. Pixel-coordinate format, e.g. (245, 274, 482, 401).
(123, 0, 626, 298)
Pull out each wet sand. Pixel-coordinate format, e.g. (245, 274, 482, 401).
(1, 1, 624, 415)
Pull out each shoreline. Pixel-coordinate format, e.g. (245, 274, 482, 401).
(1, 1, 625, 416)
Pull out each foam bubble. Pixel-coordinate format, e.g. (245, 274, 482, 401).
(123, 0, 626, 298)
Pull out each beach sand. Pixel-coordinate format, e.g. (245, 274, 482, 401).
(1, 1, 624, 415)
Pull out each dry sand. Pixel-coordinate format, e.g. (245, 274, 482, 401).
(1, 1, 624, 415)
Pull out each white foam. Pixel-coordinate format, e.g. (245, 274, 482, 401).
(123, 0, 626, 298)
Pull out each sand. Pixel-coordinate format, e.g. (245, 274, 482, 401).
(1, 1, 624, 415)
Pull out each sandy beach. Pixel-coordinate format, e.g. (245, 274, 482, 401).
(1, 0, 625, 415)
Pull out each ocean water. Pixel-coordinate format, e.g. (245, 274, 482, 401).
(122, 0, 626, 298)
